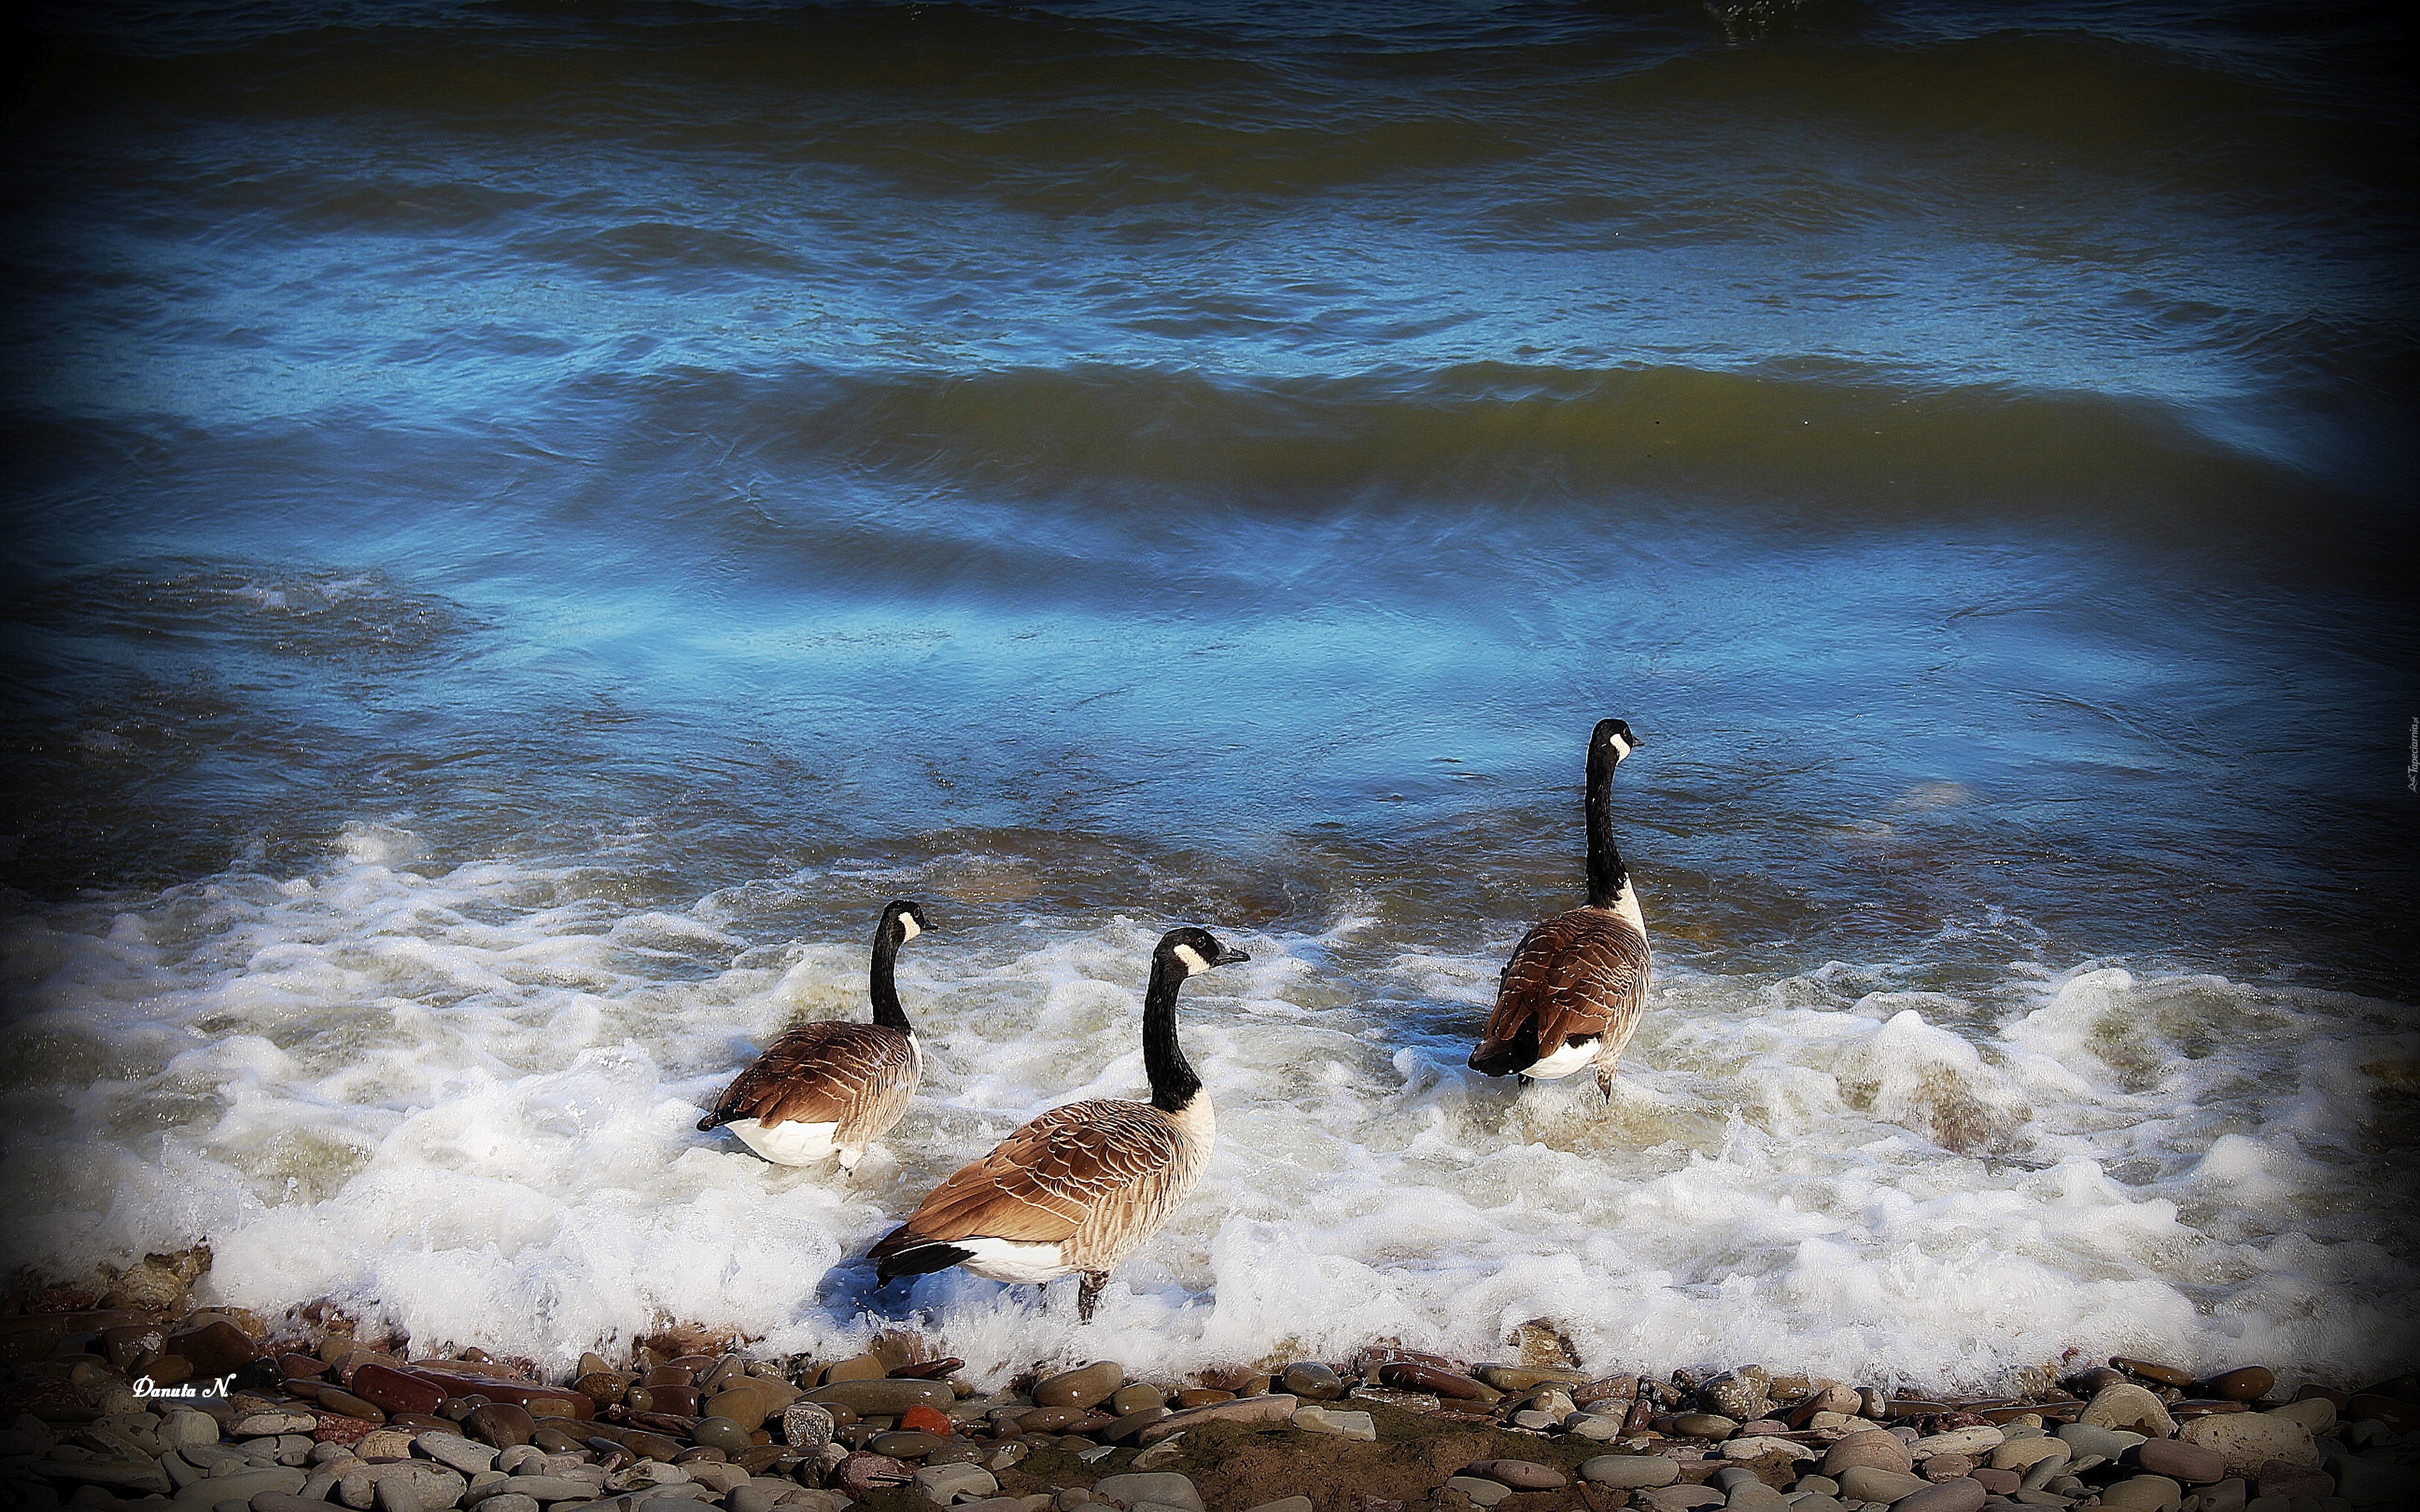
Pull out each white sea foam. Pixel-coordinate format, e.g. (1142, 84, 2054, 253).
(2, 825, 2412, 1389)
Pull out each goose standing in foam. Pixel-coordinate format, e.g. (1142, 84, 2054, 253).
(696, 899, 929, 1170)
(1469, 718, 1650, 1099)
(868, 925, 1248, 1322)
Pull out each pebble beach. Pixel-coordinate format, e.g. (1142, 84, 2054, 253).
(5, 1289, 2415, 1512)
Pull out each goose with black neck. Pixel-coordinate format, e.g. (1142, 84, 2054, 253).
(695, 898, 930, 1170)
(868, 925, 1248, 1322)
(1469, 718, 1652, 1099)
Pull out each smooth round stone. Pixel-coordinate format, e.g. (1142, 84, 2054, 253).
(622, 1429, 683, 1461)
(1824, 1432, 1914, 1478)
(2176, 1411, 2316, 1476)
(1104, 1406, 1169, 1442)
(1672, 1414, 1738, 1439)
(1443, 1475, 1512, 1507)
(1792, 1475, 1839, 1495)
(1990, 1438, 2069, 1472)
(1578, 1455, 1680, 1488)
(1033, 1361, 1123, 1410)
(806, 1378, 955, 1416)
(529, 1426, 583, 1455)
(2135, 1438, 2224, 1484)
(651, 1384, 701, 1415)
(1378, 1362, 1498, 1401)
(1017, 1406, 1086, 1433)
(1110, 1384, 1167, 1417)
(2201, 1366, 2275, 1402)
(645, 1365, 697, 1386)
(1923, 1455, 1974, 1481)
(2058, 1423, 2143, 1460)
(622, 1387, 656, 1413)
(705, 1388, 772, 1428)
(1567, 1412, 1627, 1442)
(1893, 1480, 1987, 1512)
(868, 1430, 946, 1460)
(2080, 1385, 2178, 1438)
(2097, 1474, 2183, 1512)
(464, 1403, 535, 1450)
(822, 1354, 885, 1383)
(1464, 1459, 1566, 1490)
(925, 1443, 984, 1466)
(1838, 1465, 1927, 1503)
(1280, 1363, 1344, 1401)
(1173, 1388, 1235, 1408)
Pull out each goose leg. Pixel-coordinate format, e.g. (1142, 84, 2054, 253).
(1514, 1073, 1534, 1088)
(1077, 1271, 1110, 1323)
(1596, 1066, 1615, 1101)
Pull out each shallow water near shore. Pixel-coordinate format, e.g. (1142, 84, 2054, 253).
(2, 0, 2416, 1387)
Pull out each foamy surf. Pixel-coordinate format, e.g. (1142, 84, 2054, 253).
(1, 824, 2411, 1390)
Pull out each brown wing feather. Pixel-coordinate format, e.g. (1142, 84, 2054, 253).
(892, 1100, 1182, 1246)
(1482, 907, 1651, 1056)
(708, 1022, 915, 1131)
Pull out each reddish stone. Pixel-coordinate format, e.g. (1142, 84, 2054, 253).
(164, 1321, 255, 1376)
(2199, 1368, 2274, 1402)
(1378, 1361, 1500, 1401)
(1575, 1375, 1639, 1408)
(466, 1400, 535, 1448)
(279, 1353, 330, 1380)
(140, 1354, 195, 1388)
(397, 1365, 593, 1419)
(650, 1384, 700, 1415)
(1971, 1468, 2019, 1494)
(888, 1357, 964, 1380)
(644, 1365, 698, 1387)
(1924, 1455, 1976, 1481)
(2137, 1439, 2225, 1484)
(312, 1412, 380, 1446)
(318, 1388, 383, 1422)
(2257, 1460, 2335, 1499)
(900, 1405, 952, 1434)
(2112, 1357, 2194, 1388)
(350, 1362, 445, 1418)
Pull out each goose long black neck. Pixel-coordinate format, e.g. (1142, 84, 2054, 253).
(868, 925, 911, 1032)
(1584, 735, 1629, 910)
(1142, 955, 1201, 1113)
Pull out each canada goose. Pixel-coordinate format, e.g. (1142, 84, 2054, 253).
(868, 925, 1248, 1322)
(1469, 718, 1650, 1099)
(695, 899, 929, 1170)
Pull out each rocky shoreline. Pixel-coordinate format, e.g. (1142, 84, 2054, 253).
(3, 1297, 2414, 1512)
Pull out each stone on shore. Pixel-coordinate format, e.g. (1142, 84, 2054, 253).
(1034, 1361, 1124, 1410)
(1442, 1475, 1511, 1507)
(1091, 1471, 1206, 1512)
(2098, 1473, 2184, 1512)
(2081, 1383, 2178, 1438)
(1461, 1459, 1565, 1489)
(1135, 1392, 1298, 1446)
(1837, 1464, 1928, 1503)
(2178, 1409, 2317, 1475)
(1579, 1454, 1681, 1488)
(1291, 1405, 1376, 1439)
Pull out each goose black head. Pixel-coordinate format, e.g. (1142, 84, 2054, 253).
(882, 898, 930, 945)
(1157, 925, 1250, 978)
(1592, 717, 1640, 764)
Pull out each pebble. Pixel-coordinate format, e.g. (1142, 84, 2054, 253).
(691, 1415, 753, 1453)
(1378, 1362, 1500, 1401)
(1924, 1455, 1975, 1480)
(2081, 1385, 2178, 1439)
(1725, 1485, 1789, 1512)
(833, 1450, 916, 1493)
(1135, 1392, 1299, 1446)
(2177, 1411, 2317, 1476)
(1894, 1480, 1988, 1512)
(415, 1432, 498, 1475)
(1579, 1455, 1681, 1488)
(2098, 1474, 2184, 1512)
(231, 1409, 321, 1436)
(1674, 1414, 1740, 1438)
(779, 1401, 837, 1450)
(807, 1377, 955, 1415)
(1482, 1366, 1586, 1392)
(1093, 1471, 1207, 1512)
(1463, 1459, 1566, 1490)
(1280, 1363, 1345, 1400)
(1702, 1376, 1771, 1422)
(1291, 1405, 1376, 1440)
(1105, 1405, 1172, 1441)
(915, 1462, 1000, 1501)
(867, 1428, 947, 1459)
(2060, 1423, 2149, 1461)
(1034, 1361, 1125, 1409)
(1838, 1465, 1929, 1503)
(1443, 1475, 1512, 1507)
(1910, 1427, 2004, 1460)
(2327, 1453, 2417, 1507)
(1568, 1412, 1628, 1441)
(1245, 1501, 1314, 1512)
(1825, 1431, 1915, 1477)
(2202, 1368, 2275, 1402)
(1172, 1388, 1236, 1408)
(2270, 1398, 2335, 1435)
(1990, 1440, 2070, 1473)
(1111, 1383, 1168, 1416)
(1723, 1436, 1818, 1461)
(2135, 1438, 2225, 1484)
(465, 1402, 536, 1450)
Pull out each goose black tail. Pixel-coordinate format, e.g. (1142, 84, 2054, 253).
(870, 1228, 974, 1284)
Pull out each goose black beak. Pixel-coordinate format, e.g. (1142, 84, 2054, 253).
(1216, 946, 1252, 966)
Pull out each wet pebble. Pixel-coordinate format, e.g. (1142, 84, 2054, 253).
(1035, 1360, 1124, 1409)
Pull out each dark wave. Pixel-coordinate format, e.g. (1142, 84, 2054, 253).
(569, 359, 2364, 524)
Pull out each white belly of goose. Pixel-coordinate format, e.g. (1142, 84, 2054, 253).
(1525, 1037, 1599, 1079)
(727, 1117, 841, 1167)
(952, 1238, 1071, 1284)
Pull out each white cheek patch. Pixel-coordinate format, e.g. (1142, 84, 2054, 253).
(1172, 943, 1209, 976)
(897, 914, 921, 942)
(1608, 731, 1634, 761)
